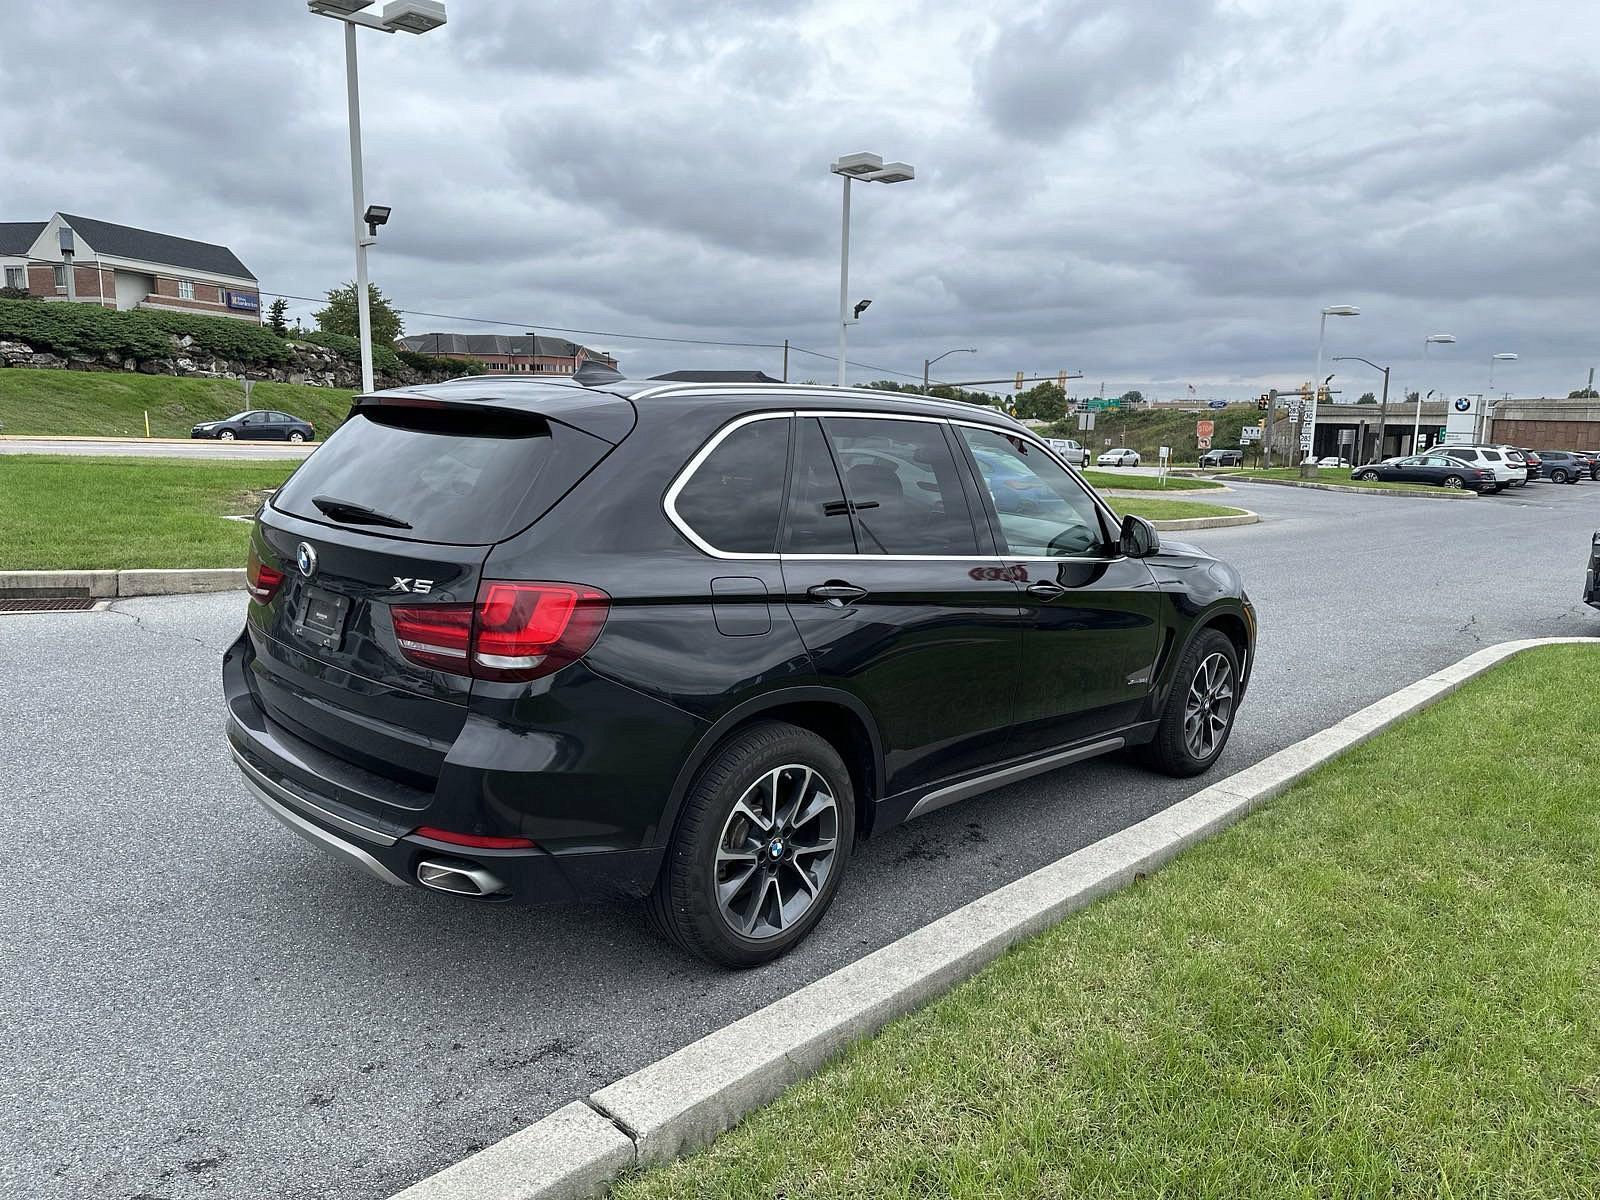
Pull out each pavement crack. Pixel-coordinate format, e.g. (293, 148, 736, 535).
(103, 602, 228, 654)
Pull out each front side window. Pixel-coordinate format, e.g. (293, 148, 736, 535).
(824, 417, 978, 556)
(672, 416, 790, 554)
(960, 426, 1109, 558)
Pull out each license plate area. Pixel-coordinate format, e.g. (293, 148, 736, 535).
(295, 586, 350, 651)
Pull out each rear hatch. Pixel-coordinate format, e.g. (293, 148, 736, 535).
(245, 389, 630, 790)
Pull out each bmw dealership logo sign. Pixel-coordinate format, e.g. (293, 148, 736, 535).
(1454, 397, 1472, 412)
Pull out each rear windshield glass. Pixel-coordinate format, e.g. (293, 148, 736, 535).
(272, 406, 600, 545)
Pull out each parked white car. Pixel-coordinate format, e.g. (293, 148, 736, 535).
(1096, 447, 1141, 467)
(1314, 456, 1352, 468)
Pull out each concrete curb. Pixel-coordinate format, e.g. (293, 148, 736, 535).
(1147, 509, 1258, 531)
(1216, 474, 1476, 499)
(387, 636, 1599, 1200)
(0, 568, 244, 597)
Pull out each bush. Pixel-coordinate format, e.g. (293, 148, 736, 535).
(396, 348, 486, 377)
(297, 329, 402, 374)
(0, 297, 291, 366)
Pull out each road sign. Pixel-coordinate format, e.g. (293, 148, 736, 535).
(1240, 424, 1261, 443)
(1196, 436, 1212, 450)
(1196, 420, 1214, 438)
(1207, 399, 1227, 410)
(1077, 411, 1096, 431)
(1104, 437, 1113, 446)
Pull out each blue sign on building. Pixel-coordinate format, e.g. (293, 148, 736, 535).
(1207, 399, 1228, 409)
(224, 290, 260, 311)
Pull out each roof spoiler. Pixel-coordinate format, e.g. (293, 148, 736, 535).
(573, 360, 625, 387)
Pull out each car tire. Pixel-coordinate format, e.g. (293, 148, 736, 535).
(647, 721, 855, 967)
(1442, 474, 1464, 489)
(1136, 627, 1240, 778)
(1360, 470, 1380, 481)
(1552, 469, 1568, 484)
(288, 431, 305, 444)
(219, 430, 235, 441)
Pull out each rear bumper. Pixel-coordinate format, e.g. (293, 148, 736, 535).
(223, 632, 670, 904)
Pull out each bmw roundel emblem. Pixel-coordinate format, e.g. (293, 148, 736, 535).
(295, 541, 318, 578)
(1453, 397, 1472, 412)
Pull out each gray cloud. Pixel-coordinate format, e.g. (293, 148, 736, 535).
(1, 0, 1595, 396)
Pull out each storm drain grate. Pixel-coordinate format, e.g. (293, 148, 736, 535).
(0, 597, 101, 614)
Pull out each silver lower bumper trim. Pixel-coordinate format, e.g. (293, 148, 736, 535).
(234, 754, 411, 888)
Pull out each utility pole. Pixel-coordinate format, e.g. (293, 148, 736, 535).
(782, 339, 789, 383)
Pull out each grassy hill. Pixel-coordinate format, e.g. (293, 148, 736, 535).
(1044, 404, 1262, 464)
(0, 369, 355, 439)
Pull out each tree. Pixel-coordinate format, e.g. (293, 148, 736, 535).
(1013, 382, 1068, 422)
(1405, 390, 1420, 403)
(314, 281, 404, 345)
(1120, 389, 1144, 405)
(1569, 388, 1598, 399)
(1357, 391, 1377, 404)
(266, 297, 289, 337)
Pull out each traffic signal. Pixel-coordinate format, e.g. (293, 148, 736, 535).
(1057, 370, 1068, 389)
(1257, 394, 1270, 410)
(1014, 371, 1024, 390)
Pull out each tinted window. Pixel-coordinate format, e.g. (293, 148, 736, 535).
(270, 411, 291, 422)
(782, 418, 856, 555)
(674, 417, 790, 554)
(960, 426, 1107, 557)
(824, 417, 978, 556)
(273, 406, 607, 545)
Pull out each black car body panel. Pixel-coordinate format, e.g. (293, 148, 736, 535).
(224, 378, 1255, 909)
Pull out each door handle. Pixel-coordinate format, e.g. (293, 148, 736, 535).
(1026, 580, 1067, 601)
(808, 581, 867, 603)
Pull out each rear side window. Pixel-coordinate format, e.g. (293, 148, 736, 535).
(783, 418, 856, 555)
(672, 416, 790, 554)
(1483, 451, 1503, 461)
(824, 417, 979, 556)
(272, 406, 610, 545)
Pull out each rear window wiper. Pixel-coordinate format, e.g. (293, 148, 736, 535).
(311, 495, 413, 530)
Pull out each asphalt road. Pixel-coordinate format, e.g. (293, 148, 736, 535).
(3, 480, 1597, 1199)
(0, 437, 314, 460)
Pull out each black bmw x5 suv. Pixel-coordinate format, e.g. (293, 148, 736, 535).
(224, 373, 1255, 965)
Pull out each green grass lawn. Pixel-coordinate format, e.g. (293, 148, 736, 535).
(616, 644, 1600, 1200)
(1113, 496, 1245, 521)
(1079, 469, 1223, 491)
(0, 368, 355, 439)
(0, 455, 297, 569)
(1224, 466, 1463, 493)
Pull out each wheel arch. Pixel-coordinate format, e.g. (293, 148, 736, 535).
(658, 687, 886, 854)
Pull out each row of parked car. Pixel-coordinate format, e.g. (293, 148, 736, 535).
(1349, 444, 1600, 492)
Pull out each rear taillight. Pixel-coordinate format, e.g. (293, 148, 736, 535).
(391, 581, 610, 682)
(246, 545, 284, 604)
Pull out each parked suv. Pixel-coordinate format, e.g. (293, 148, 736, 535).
(1434, 446, 1520, 492)
(1046, 437, 1088, 467)
(1198, 448, 1245, 468)
(1535, 450, 1585, 484)
(224, 377, 1255, 965)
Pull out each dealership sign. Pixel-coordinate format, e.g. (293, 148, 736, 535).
(224, 290, 260, 311)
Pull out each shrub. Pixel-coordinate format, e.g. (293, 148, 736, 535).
(0, 297, 291, 365)
(297, 329, 402, 373)
(397, 348, 486, 376)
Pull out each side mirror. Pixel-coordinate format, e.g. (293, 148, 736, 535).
(1119, 513, 1160, 558)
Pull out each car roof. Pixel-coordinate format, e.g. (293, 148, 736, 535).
(360, 375, 1032, 443)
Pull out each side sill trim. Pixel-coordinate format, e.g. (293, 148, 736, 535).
(905, 736, 1126, 822)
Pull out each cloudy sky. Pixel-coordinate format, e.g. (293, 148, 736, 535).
(4, 0, 1595, 399)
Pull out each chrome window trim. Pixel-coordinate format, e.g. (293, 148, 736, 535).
(663, 407, 1129, 564)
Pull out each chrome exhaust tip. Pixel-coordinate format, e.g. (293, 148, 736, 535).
(417, 859, 507, 897)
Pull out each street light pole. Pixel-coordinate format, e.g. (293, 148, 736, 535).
(343, 22, 375, 394)
(1306, 305, 1359, 463)
(829, 152, 915, 388)
(1333, 355, 1390, 462)
(1483, 352, 1517, 441)
(836, 174, 851, 388)
(923, 347, 977, 393)
(1414, 333, 1456, 451)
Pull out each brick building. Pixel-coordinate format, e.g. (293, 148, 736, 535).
(0, 213, 260, 322)
(398, 332, 618, 376)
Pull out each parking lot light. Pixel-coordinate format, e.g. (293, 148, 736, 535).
(831, 150, 916, 387)
(309, 0, 448, 392)
(1414, 334, 1457, 451)
(1305, 305, 1360, 462)
(923, 347, 977, 393)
